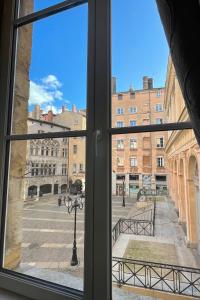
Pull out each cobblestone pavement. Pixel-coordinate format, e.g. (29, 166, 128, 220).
(17, 195, 136, 291)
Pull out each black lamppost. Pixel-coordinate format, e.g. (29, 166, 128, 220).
(122, 178, 125, 207)
(66, 194, 84, 266)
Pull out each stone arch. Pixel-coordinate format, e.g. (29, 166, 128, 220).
(187, 155, 199, 248)
(61, 184, 67, 194)
(40, 184, 52, 195)
(28, 185, 37, 197)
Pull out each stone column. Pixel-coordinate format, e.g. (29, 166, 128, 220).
(4, 1, 33, 269)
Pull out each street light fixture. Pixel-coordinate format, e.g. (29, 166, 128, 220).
(122, 178, 125, 207)
(66, 194, 84, 266)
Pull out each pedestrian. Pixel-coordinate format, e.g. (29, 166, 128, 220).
(58, 197, 61, 207)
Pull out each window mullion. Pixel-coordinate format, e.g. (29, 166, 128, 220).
(91, 0, 111, 299)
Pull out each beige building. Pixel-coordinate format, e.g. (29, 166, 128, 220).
(164, 56, 200, 252)
(54, 105, 86, 190)
(112, 77, 168, 196)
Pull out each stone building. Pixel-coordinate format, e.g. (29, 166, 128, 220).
(112, 77, 168, 196)
(54, 106, 86, 190)
(164, 56, 200, 252)
(24, 117, 70, 200)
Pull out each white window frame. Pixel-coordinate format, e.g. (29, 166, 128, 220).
(130, 157, 137, 167)
(116, 107, 124, 115)
(128, 106, 137, 113)
(156, 137, 164, 148)
(116, 121, 124, 128)
(130, 120, 137, 127)
(157, 156, 164, 167)
(156, 103, 163, 112)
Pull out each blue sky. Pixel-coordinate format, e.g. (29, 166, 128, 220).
(28, 0, 169, 113)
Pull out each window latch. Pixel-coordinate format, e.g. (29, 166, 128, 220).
(95, 129, 102, 157)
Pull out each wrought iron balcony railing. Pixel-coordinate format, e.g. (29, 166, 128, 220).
(112, 256, 200, 298)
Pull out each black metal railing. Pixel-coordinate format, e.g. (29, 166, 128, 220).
(112, 201, 156, 246)
(112, 257, 200, 298)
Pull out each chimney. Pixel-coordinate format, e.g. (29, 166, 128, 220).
(143, 76, 148, 90)
(47, 110, 53, 122)
(148, 78, 153, 89)
(34, 104, 41, 120)
(112, 77, 117, 94)
(62, 105, 65, 113)
(72, 104, 77, 113)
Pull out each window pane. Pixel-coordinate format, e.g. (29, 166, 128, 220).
(19, 1, 68, 18)
(12, 4, 87, 134)
(111, 0, 190, 128)
(4, 137, 86, 290)
(112, 130, 200, 299)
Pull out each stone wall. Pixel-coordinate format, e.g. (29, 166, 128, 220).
(4, 1, 33, 269)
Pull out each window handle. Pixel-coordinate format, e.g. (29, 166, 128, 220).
(95, 129, 102, 157)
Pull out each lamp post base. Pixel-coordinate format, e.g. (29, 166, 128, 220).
(71, 241, 78, 266)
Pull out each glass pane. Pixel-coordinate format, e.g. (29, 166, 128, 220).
(4, 137, 86, 290)
(19, 1, 67, 18)
(111, 0, 190, 128)
(12, 4, 87, 134)
(112, 130, 200, 299)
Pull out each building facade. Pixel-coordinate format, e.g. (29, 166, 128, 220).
(54, 106, 86, 190)
(164, 56, 200, 252)
(24, 117, 70, 200)
(112, 77, 168, 196)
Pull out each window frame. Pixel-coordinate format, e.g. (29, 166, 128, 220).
(0, 1, 194, 300)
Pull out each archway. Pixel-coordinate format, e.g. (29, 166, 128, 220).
(187, 155, 199, 248)
(28, 185, 37, 197)
(61, 184, 67, 194)
(40, 184, 52, 195)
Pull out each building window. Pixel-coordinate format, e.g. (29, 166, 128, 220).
(130, 138, 137, 149)
(40, 164, 44, 176)
(118, 93, 123, 100)
(116, 121, 124, 128)
(63, 138, 67, 145)
(73, 163, 77, 173)
(53, 164, 56, 175)
(156, 118, 163, 124)
(31, 163, 35, 176)
(73, 145, 77, 154)
(157, 156, 164, 167)
(157, 90, 161, 97)
(130, 120, 136, 127)
(130, 92, 135, 99)
(30, 146, 33, 155)
(156, 137, 164, 148)
(63, 148, 67, 157)
(128, 107, 137, 113)
(62, 164, 67, 175)
(116, 107, 124, 115)
(117, 157, 124, 166)
(156, 103, 163, 112)
(80, 163, 84, 172)
(117, 139, 124, 149)
(130, 157, 137, 167)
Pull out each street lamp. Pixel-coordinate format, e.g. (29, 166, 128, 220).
(66, 194, 84, 266)
(122, 178, 125, 207)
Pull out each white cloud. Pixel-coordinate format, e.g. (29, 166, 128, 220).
(42, 74, 62, 89)
(29, 74, 65, 107)
(42, 105, 62, 114)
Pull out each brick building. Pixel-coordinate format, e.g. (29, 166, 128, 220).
(112, 76, 168, 196)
